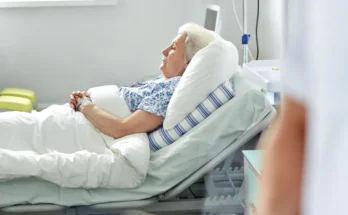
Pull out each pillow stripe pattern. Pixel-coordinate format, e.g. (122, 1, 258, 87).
(148, 79, 235, 151)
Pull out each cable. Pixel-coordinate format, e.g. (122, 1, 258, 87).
(225, 169, 245, 208)
(232, 0, 243, 33)
(189, 186, 198, 198)
(232, 0, 254, 61)
(256, 0, 260, 60)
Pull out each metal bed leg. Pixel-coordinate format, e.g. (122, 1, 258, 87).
(204, 174, 219, 197)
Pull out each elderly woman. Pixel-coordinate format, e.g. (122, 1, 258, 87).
(69, 23, 217, 139)
(0, 23, 219, 189)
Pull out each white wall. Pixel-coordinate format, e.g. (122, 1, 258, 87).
(0, 0, 283, 106)
(0, 0, 200, 105)
(195, 0, 283, 63)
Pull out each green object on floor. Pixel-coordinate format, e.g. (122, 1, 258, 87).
(0, 88, 36, 104)
(0, 96, 33, 112)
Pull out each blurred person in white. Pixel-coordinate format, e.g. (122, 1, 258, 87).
(258, 0, 348, 215)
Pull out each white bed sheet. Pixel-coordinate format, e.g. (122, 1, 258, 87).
(0, 73, 272, 208)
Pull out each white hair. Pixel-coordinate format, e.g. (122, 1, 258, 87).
(178, 23, 219, 62)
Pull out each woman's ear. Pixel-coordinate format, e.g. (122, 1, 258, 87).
(185, 60, 190, 68)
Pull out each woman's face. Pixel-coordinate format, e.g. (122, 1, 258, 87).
(160, 33, 188, 79)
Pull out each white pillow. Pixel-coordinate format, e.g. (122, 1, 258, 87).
(163, 39, 239, 130)
(87, 85, 131, 119)
(86, 85, 150, 183)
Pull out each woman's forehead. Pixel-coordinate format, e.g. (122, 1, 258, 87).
(172, 33, 187, 44)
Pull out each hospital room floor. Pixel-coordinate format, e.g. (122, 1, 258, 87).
(0, 211, 242, 215)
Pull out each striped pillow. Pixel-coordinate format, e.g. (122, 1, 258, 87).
(148, 78, 235, 151)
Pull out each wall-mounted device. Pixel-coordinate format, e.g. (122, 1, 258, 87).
(204, 4, 222, 34)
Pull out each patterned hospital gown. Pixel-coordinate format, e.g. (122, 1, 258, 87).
(119, 75, 181, 117)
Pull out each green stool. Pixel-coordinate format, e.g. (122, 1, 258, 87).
(0, 88, 37, 110)
(0, 96, 33, 112)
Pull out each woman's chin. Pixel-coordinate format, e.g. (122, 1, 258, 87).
(159, 65, 165, 72)
(159, 69, 167, 78)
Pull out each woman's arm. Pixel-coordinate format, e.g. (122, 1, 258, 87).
(258, 95, 306, 215)
(79, 100, 164, 138)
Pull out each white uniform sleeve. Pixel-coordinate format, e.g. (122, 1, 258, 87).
(281, 0, 308, 103)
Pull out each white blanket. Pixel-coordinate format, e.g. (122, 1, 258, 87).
(0, 85, 150, 189)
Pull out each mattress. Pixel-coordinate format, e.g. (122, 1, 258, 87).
(0, 72, 273, 208)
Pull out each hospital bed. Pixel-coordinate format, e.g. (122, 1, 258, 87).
(0, 72, 276, 215)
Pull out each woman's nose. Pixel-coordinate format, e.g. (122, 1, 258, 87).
(162, 47, 169, 56)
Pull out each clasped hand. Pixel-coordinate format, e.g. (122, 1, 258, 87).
(69, 91, 91, 111)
